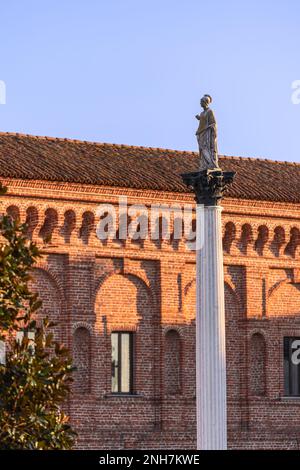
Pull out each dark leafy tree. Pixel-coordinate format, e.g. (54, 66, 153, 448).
(0, 184, 76, 449)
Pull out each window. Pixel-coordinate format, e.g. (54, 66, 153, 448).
(0, 340, 5, 365)
(284, 337, 300, 396)
(111, 332, 134, 394)
(16, 330, 35, 354)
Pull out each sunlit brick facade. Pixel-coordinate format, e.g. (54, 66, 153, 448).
(2, 132, 300, 449)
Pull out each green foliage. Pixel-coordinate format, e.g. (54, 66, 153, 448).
(0, 184, 76, 449)
(0, 213, 41, 335)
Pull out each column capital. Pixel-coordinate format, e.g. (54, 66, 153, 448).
(181, 169, 236, 206)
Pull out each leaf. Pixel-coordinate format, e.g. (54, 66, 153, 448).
(0, 209, 76, 449)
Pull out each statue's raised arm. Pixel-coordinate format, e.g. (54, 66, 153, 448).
(195, 94, 219, 170)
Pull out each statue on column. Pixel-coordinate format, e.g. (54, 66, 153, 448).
(182, 94, 235, 206)
(195, 94, 219, 170)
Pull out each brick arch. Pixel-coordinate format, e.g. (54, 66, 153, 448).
(76, 206, 96, 218)
(24, 206, 39, 239)
(239, 223, 254, 254)
(38, 208, 58, 243)
(94, 269, 153, 311)
(271, 226, 286, 257)
(61, 209, 76, 243)
(58, 205, 77, 225)
(268, 280, 300, 317)
(32, 262, 65, 301)
(5, 204, 20, 221)
(255, 225, 269, 256)
(247, 328, 267, 342)
(29, 267, 62, 340)
(285, 227, 300, 258)
(79, 211, 95, 244)
(93, 269, 121, 308)
(123, 264, 152, 291)
(183, 278, 240, 322)
(30, 267, 62, 303)
(223, 221, 236, 254)
(95, 272, 153, 329)
(163, 325, 185, 336)
(60, 205, 78, 216)
(72, 321, 93, 334)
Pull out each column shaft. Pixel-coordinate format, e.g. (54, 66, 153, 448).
(196, 205, 227, 450)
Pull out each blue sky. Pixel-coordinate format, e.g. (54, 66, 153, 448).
(0, 0, 299, 162)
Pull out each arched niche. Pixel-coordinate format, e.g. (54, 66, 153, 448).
(225, 282, 242, 401)
(73, 327, 91, 394)
(29, 267, 62, 340)
(164, 329, 182, 395)
(249, 332, 266, 397)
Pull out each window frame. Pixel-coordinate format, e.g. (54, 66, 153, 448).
(111, 331, 134, 395)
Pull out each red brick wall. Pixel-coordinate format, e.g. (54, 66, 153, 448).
(2, 178, 300, 449)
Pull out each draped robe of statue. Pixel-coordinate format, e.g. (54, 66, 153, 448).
(196, 107, 219, 170)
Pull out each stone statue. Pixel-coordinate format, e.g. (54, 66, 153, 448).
(195, 94, 219, 170)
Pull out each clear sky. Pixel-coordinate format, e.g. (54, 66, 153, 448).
(0, 0, 299, 162)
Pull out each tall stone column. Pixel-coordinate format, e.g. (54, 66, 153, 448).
(182, 169, 235, 450)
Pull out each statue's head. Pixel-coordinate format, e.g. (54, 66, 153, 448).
(200, 94, 212, 109)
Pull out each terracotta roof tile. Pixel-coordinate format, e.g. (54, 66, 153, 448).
(0, 131, 299, 203)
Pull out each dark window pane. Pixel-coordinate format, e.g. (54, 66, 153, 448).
(284, 337, 300, 397)
(111, 333, 119, 393)
(284, 338, 290, 396)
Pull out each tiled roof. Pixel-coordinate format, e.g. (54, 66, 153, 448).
(0, 131, 299, 203)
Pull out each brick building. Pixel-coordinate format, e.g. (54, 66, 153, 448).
(1, 131, 300, 449)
